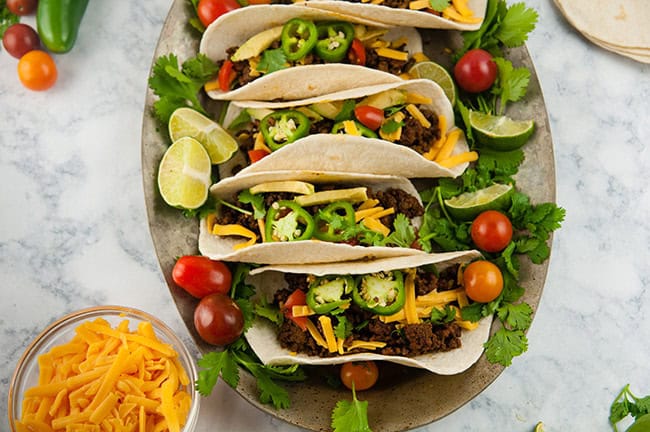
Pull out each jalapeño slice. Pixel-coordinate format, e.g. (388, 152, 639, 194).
(306, 275, 355, 314)
(314, 201, 355, 242)
(353, 270, 405, 315)
(315, 21, 355, 62)
(281, 18, 318, 61)
(260, 110, 311, 151)
(265, 200, 315, 242)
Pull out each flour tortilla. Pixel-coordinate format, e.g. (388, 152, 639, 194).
(198, 170, 427, 264)
(302, 0, 488, 31)
(246, 250, 493, 375)
(553, 0, 650, 49)
(199, 4, 422, 101)
(220, 79, 468, 178)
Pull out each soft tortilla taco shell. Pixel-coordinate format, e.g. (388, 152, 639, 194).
(199, 170, 426, 264)
(302, 0, 488, 30)
(246, 250, 493, 375)
(199, 5, 422, 101)
(221, 79, 468, 178)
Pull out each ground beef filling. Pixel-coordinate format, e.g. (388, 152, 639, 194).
(398, 110, 441, 154)
(276, 268, 463, 358)
(347, 0, 411, 8)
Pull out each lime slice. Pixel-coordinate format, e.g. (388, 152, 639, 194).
(444, 183, 514, 221)
(469, 110, 535, 151)
(408, 61, 456, 105)
(169, 107, 238, 164)
(157, 136, 212, 209)
(534, 422, 545, 432)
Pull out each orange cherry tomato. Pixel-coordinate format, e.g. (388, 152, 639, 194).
(340, 361, 379, 391)
(462, 260, 503, 303)
(17, 50, 57, 91)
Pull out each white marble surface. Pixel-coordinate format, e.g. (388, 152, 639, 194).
(2, 1, 649, 431)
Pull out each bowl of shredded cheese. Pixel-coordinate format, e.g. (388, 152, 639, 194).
(8, 305, 200, 432)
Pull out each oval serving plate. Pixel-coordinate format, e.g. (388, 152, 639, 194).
(141, 1, 556, 430)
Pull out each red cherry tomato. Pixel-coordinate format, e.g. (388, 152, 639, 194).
(453, 49, 498, 93)
(197, 0, 241, 28)
(194, 293, 244, 345)
(2, 23, 40, 59)
(340, 361, 379, 391)
(354, 105, 384, 131)
(462, 260, 503, 303)
(17, 50, 57, 91)
(470, 210, 513, 253)
(172, 255, 232, 298)
(248, 149, 270, 163)
(6, 0, 37, 15)
(348, 38, 366, 66)
(218, 59, 236, 92)
(282, 289, 309, 330)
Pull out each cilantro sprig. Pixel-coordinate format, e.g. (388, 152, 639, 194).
(331, 386, 372, 432)
(610, 384, 650, 431)
(0, 1, 18, 38)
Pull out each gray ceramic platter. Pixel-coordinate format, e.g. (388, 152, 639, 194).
(141, 1, 555, 430)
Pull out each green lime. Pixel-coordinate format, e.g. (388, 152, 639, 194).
(534, 422, 545, 432)
(469, 110, 535, 151)
(408, 61, 456, 106)
(444, 183, 514, 221)
(157, 136, 212, 209)
(169, 107, 238, 164)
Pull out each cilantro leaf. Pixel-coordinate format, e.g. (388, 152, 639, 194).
(235, 298, 255, 334)
(196, 350, 240, 395)
(232, 263, 256, 299)
(495, 3, 538, 47)
(0, 4, 18, 38)
(492, 57, 530, 114)
(227, 108, 252, 131)
(380, 119, 404, 134)
(335, 100, 357, 122)
(183, 53, 220, 81)
(254, 367, 292, 409)
(430, 305, 457, 324)
(428, 0, 450, 12)
(254, 296, 284, 326)
(610, 384, 650, 431)
(483, 327, 528, 366)
(334, 316, 353, 339)
(257, 48, 288, 74)
(497, 302, 532, 331)
(460, 302, 484, 322)
(238, 189, 267, 219)
(385, 214, 416, 248)
(331, 388, 372, 432)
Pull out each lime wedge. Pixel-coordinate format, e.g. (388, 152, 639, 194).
(534, 422, 545, 432)
(157, 136, 212, 209)
(408, 61, 456, 105)
(169, 107, 238, 164)
(469, 110, 535, 151)
(444, 183, 514, 221)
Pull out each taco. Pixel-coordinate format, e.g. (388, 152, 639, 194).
(198, 170, 428, 264)
(220, 79, 476, 178)
(199, 4, 422, 101)
(302, 0, 488, 30)
(245, 251, 492, 374)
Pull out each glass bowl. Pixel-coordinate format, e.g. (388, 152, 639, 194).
(8, 305, 200, 432)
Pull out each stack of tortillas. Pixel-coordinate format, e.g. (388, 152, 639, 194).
(553, 0, 650, 64)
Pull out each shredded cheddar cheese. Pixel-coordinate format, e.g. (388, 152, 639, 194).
(434, 128, 462, 162)
(16, 318, 192, 432)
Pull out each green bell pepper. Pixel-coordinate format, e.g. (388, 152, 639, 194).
(37, 0, 89, 53)
(353, 271, 405, 316)
(331, 120, 378, 138)
(314, 201, 355, 242)
(315, 21, 355, 62)
(265, 200, 315, 242)
(260, 110, 311, 151)
(281, 18, 318, 61)
(306, 276, 355, 314)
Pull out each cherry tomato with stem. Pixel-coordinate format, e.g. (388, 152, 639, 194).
(462, 260, 503, 303)
(17, 50, 57, 91)
(354, 105, 384, 131)
(197, 0, 241, 28)
(2, 23, 40, 59)
(348, 39, 366, 66)
(172, 255, 232, 298)
(471, 210, 513, 253)
(7, 0, 37, 15)
(194, 293, 244, 345)
(340, 361, 379, 391)
(453, 48, 498, 93)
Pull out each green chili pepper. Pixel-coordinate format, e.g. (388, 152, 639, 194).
(260, 110, 311, 151)
(306, 276, 355, 314)
(315, 21, 355, 62)
(281, 18, 318, 61)
(331, 121, 378, 138)
(353, 271, 405, 316)
(314, 201, 355, 242)
(37, 0, 89, 53)
(265, 200, 315, 242)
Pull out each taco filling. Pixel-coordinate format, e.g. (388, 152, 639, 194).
(227, 89, 453, 167)
(331, 0, 483, 25)
(205, 20, 415, 93)
(267, 263, 478, 357)
(205, 180, 423, 250)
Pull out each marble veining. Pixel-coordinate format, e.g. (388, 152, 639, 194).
(2, 0, 649, 431)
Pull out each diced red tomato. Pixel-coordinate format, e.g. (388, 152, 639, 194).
(248, 149, 270, 163)
(218, 60, 236, 92)
(348, 39, 366, 66)
(283, 289, 308, 330)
